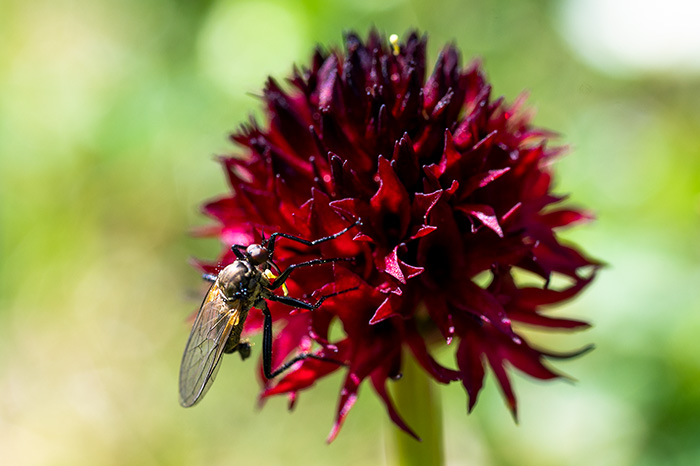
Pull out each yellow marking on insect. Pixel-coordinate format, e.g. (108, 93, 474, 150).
(389, 34, 400, 56)
(205, 284, 219, 304)
(263, 269, 288, 296)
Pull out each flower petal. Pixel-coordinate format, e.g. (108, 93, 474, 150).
(370, 369, 421, 441)
(455, 203, 504, 237)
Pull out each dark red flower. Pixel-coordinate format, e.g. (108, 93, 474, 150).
(194, 30, 599, 441)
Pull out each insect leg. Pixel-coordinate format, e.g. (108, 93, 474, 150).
(202, 273, 217, 282)
(261, 303, 275, 378)
(267, 286, 358, 310)
(266, 220, 360, 256)
(231, 245, 246, 259)
(269, 257, 353, 290)
(266, 352, 345, 379)
(260, 301, 347, 379)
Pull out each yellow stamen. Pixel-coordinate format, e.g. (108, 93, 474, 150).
(389, 34, 400, 56)
(264, 269, 289, 296)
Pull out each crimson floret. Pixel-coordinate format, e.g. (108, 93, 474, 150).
(195, 30, 599, 441)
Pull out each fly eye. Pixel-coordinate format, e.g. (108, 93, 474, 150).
(246, 244, 269, 264)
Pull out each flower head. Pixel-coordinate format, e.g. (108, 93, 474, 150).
(195, 30, 599, 441)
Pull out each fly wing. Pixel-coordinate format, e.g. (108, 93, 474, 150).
(179, 283, 239, 407)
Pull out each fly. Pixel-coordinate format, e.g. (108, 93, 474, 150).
(178, 222, 358, 407)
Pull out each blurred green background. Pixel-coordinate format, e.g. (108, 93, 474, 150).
(2, 0, 699, 465)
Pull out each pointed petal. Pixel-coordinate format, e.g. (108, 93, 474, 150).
(405, 320, 461, 383)
(455, 203, 504, 237)
(456, 332, 485, 412)
(370, 371, 420, 441)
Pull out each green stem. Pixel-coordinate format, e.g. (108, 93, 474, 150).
(388, 350, 444, 466)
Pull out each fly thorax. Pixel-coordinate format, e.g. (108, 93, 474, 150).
(218, 261, 253, 300)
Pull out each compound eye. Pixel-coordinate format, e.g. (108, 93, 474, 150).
(246, 244, 269, 264)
